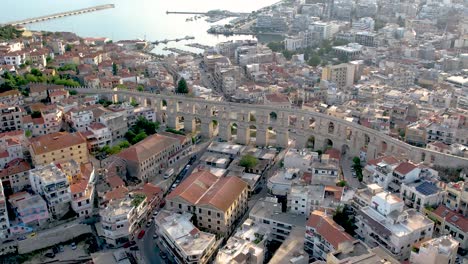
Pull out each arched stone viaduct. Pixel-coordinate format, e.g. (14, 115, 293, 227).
(74, 89, 468, 168)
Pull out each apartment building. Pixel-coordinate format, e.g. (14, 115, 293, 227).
(29, 132, 89, 166)
(428, 205, 468, 250)
(355, 192, 434, 261)
(312, 154, 340, 185)
(0, 90, 23, 106)
(400, 180, 445, 212)
(249, 197, 307, 243)
(0, 136, 23, 169)
(155, 210, 219, 264)
(443, 180, 468, 216)
(0, 181, 9, 239)
(409, 235, 459, 264)
(283, 148, 319, 172)
(40, 105, 63, 134)
(68, 108, 94, 132)
(100, 197, 140, 246)
(167, 170, 249, 235)
(305, 210, 355, 260)
(29, 163, 72, 219)
(367, 159, 421, 193)
(99, 111, 128, 141)
(0, 104, 22, 133)
(118, 133, 189, 181)
(326, 240, 399, 264)
(268, 168, 301, 196)
(70, 163, 95, 217)
(0, 159, 31, 193)
(321, 63, 356, 89)
(83, 122, 112, 152)
(215, 219, 267, 264)
(9, 192, 49, 227)
(351, 183, 384, 210)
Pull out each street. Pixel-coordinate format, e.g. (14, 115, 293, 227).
(341, 154, 362, 189)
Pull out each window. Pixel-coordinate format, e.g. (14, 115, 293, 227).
(459, 234, 464, 240)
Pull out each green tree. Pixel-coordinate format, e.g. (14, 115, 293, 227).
(137, 84, 144, 92)
(239, 154, 259, 169)
(112, 62, 118, 76)
(132, 131, 148, 144)
(69, 90, 78, 95)
(337, 180, 347, 187)
(0, 25, 23, 40)
(267, 41, 284, 52)
(30, 68, 42, 77)
(308, 54, 321, 67)
(25, 130, 32, 138)
(65, 44, 73, 52)
(176, 78, 189, 94)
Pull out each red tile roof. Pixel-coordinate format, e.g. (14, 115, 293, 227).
(197, 176, 248, 212)
(433, 205, 468, 233)
(394, 162, 417, 175)
(306, 210, 355, 249)
(167, 170, 218, 204)
(107, 175, 125, 189)
(118, 134, 179, 163)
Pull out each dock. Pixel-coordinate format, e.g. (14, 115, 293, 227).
(186, 43, 212, 50)
(152, 36, 195, 45)
(163, 47, 199, 57)
(1, 4, 115, 26)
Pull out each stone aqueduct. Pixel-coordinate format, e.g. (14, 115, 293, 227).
(74, 89, 468, 168)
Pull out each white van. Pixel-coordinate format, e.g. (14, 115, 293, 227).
(164, 168, 175, 179)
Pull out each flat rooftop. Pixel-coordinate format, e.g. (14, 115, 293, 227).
(30, 164, 67, 183)
(269, 227, 308, 264)
(208, 142, 244, 156)
(156, 211, 216, 257)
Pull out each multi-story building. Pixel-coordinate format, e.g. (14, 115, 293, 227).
(256, 15, 288, 32)
(400, 180, 445, 212)
(429, 205, 468, 250)
(215, 218, 267, 264)
(0, 158, 31, 193)
(70, 163, 95, 217)
(0, 181, 9, 239)
(326, 240, 399, 264)
(409, 235, 459, 264)
(268, 168, 301, 196)
(288, 184, 343, 217)
(366, 158, 421, 193)
(0, 90, 24, 106)
(155, 210, 219, 264)
(167, 170, 249, 235)
(321, 63, 356, 89)
(68, 109, 94, 132)
(0, 136, 23, 169)
(443, 180, 468, 216)
(99, 111, 128, 141)
(249, 197, 307, 243)
(100, 197, 140, 246)
(83, 122, 112, 152)
(283, 148, 319, 172)
(118, 133, 191, 181)
(355, 192, 434, 261)
(40, 105, 63, 134)
(29, 163, 72, 219)
(29, 132, 89, 166)
(332, 43, 363, 60)
(310, 21, 332, 40)
(351, 183, 384, 210)
(305, 210, 355, 260)
(312, 154, 340, 185)
(0, 104, 22, 133)
(9, 192, 49, 227)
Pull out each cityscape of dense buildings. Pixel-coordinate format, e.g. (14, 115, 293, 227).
(0, 0, 467, 263)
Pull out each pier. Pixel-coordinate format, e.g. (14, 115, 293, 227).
(151, 36, 195, 45)
(1, 4, 115, 26)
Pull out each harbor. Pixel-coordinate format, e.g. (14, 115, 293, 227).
(1, 4, 115, 26)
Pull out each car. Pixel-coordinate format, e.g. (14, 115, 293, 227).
(17, 236, 26, 241)
(137, 230, 145, 239)
(153, 210, 159, 216)
(29, 232, 36, 238)
(161, 253, 168, 259)
(129, 246, 139, 251)
(71, 242, 77, 250)
(59, 245, 64, 252)
(171, 183, 178, 190)
(44, 252, 55, 258)
(123, 241, 136, 248)
(153, 233, 158, 239)
(146, 219, 153, 227)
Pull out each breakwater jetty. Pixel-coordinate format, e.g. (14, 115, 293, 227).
(1, 4, 115, 26)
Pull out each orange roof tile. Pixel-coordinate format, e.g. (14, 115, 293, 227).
(394, 162, 417, 175)
(306, 210, 355, 249)
(433, 205, 468, 232)
(30, 132, 86, 155)
(167, 170, 218, 204)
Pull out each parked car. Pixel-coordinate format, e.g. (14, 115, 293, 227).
(138, 230, 145, 239)
(153, 233, 158, 239)
(17, 236, 26, 241)
(44, 252, 55, 258)
(123, 241, 136, 248)
(146, 219, 153, 227)
(164, 168, 174, 179)
(153, 210, 159, 216)
(129, 246, 139, 251)
(29, 232, 36, 238)
(59, 245, 64, 252)
(71, 242, 77, 250)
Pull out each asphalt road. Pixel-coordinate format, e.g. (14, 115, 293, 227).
(341, 154, 362, 189)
